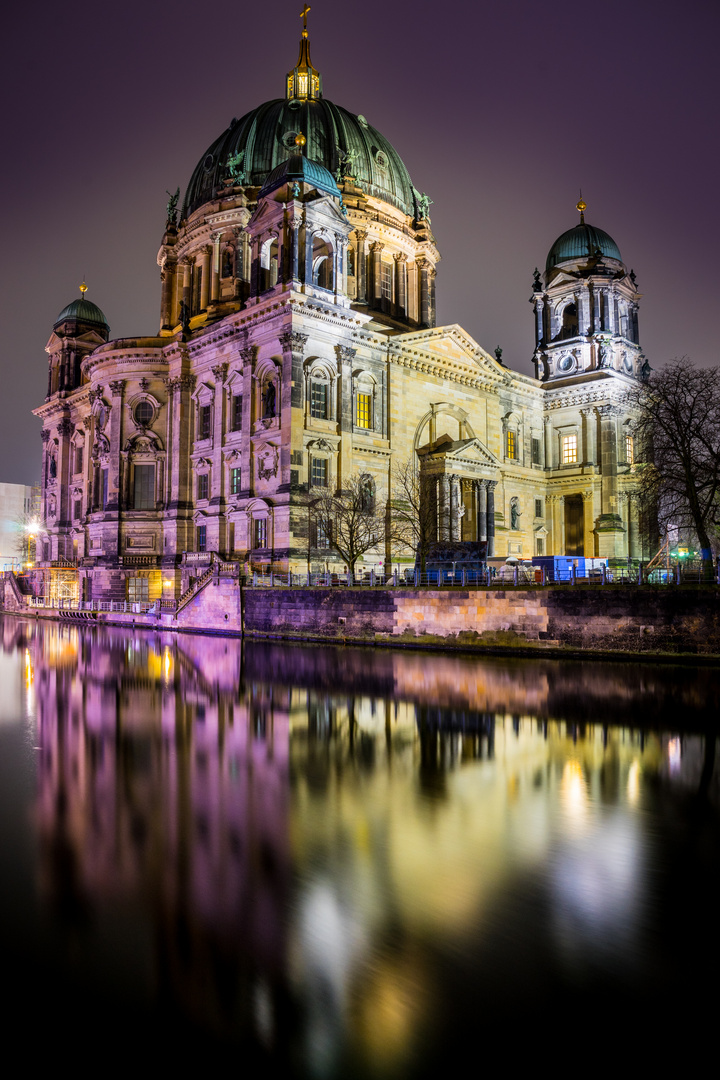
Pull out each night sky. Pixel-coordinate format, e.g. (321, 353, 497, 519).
(1, 0, 717, 484)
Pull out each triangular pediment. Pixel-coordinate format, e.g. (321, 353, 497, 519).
(418, 435, 500, 469)
(393, 324, 513, 381)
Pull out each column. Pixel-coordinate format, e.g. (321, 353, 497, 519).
(240, 347, 256, 497)
(581, 407, 597, 466)
(582, 489, 596, 557)
(304, 228, 315, 288)
(56, 418, 73, 531)
(160, 257, 177, 330)
(181, 259, 191, 312)
(544, 416, 553, 469)
(477, 480, 488, 543)
(394, 253, 407, 320)
(534, 296, 544, 346)
(486, 481, 496, 556)
(335, 344, 356, 489)
(557, 492, 565, 552)
(355, 230, 368, 303)
(82, 416, 93, 517)
(449, 475, 460, 541)
(370, 242, 384, 309)
(211, 363, 228, 503)
(210, 234, 222, 304)
(199, 246, 211, 311)
(107, 381, 125, 515)
(289, 215, 301, 282)
(280, 331, 308, 493)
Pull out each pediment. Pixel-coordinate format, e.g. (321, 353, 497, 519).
(394, 324, 508, 379)
(418, 435, 500, 468)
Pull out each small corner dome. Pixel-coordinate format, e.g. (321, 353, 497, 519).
(260, 154, 340, 199)
(546, 222, 622, 271)
(54, 296, 109, 332)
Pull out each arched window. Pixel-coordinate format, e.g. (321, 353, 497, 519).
(560, 303, 578, 339)
(260, 237, 279, 291)
(312, 236, 333, 291)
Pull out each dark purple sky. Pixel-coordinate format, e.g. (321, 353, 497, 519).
(1, 0, 717, 484)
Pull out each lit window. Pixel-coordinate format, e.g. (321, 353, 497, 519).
(230, 467, 241, 495)
(626, 435, 634, 464)
(311, 458, 328, 487)
(254, 519, 267, 549)
(311, 380, 328, 419)
(507, 430, 517, 459)
(356, 392, 372, 429)
(197, 473, 209, 501)
(561, 434, 578, 464)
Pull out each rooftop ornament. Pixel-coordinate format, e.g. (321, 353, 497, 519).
(286, 5, 322, 101)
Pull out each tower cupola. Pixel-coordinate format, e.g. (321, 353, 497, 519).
(286, 5, 322, 101)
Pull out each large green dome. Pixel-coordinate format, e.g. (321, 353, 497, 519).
(54, 296, 109, 331)
(182, 97, 418, 219)
(546, 222, 622, 271)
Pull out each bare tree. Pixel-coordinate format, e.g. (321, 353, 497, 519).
(628, 357, 720, 572)
(388, 457, 436, 572)
(309, 473, 383, 575)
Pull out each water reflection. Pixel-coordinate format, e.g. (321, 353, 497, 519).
(1, 616, 719, 1072)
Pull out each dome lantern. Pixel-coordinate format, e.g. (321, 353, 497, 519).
(286, 5, 322, 102)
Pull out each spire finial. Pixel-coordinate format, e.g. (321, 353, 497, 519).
(287, 6, 322, 100)
(576, 190, 586, 224)
(79, 280, 88, 296)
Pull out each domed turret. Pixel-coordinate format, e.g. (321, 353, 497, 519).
(531, 200, 642, 382)
(46, 283, 109, 397)
(54, 285, 109, 334)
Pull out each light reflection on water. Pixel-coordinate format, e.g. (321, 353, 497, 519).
(0, 616, 718, 1073)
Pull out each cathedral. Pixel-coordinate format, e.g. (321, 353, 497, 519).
(33, 17, 648, 604)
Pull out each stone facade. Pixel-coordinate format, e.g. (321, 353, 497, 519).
(31, 27, 650, 604)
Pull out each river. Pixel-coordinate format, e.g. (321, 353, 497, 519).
(0, 615, 718, 1074)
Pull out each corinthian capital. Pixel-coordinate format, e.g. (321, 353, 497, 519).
(279, 331, 308, 355)
(335, 344, 356, 365)
(109, 379, 126, 397)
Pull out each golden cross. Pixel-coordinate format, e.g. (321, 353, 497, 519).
(300, 4, 311, 32)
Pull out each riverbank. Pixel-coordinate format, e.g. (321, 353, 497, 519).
(4, 577, 720, 661)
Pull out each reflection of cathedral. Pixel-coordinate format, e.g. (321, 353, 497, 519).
(33, 16, 649, 601)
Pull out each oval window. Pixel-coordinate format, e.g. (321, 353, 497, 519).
(134, 400, 154, 427)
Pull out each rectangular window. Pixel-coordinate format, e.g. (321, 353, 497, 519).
(561, 434, 578, 464)
(102, 469, 109, 510)
(532, 437, 541, 466)
(311, 381, 328, 419)
(230, 467, 241, 495)
(626, 435, 634, 465)
(74, 498, 82, 520)
(133, 464, 155, 510)
(199, 404, 212, 440)
(127, 575, 150, 603)
(356, 392, 372, 429)
(197, 473, 209, 501)
(381, 263, 392, 300)
(74, 446, 83, 474)
(254, 518, 267, 549)
(507, 431, 516, 459)
(315, 521, 330, 549)
(537, 538, 544, 555)
(311, 458, 328, 487)
(196, 525, 206, 552)
(535, 499, 543, 519)
(232, 394, 243, 431)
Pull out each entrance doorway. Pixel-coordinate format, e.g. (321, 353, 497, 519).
(564, 495, 584, 555)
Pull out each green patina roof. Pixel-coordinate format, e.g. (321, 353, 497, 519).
(260, 154, 340, 199)
(54, 297, 109, 331)
(182, 97, 417, 218)
(546, 222, 622, 270)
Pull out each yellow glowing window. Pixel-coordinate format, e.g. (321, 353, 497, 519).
(507, 430, 516, 459)
(356, 392, 372, 429)
(298, 74, 307, 96)
(561, 434, 578, 464)
(626, 435, 634, 464)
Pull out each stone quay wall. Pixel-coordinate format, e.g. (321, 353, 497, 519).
(4, 573, 720, 658)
